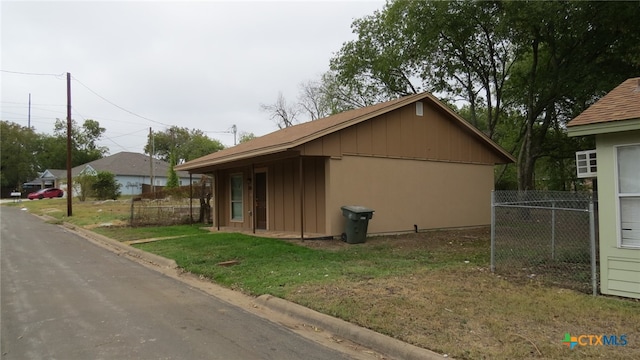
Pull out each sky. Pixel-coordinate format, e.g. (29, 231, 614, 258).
(1, 0, 385, 154)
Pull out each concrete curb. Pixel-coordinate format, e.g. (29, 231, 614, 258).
(254, 294, 447, 360)
(34, 213, 446, 359)
(51, 219, 177, 269)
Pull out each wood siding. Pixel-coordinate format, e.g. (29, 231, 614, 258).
(297, 103, 504, 164)
(214, 157, 326, 234)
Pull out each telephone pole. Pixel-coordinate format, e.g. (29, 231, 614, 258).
(66, 72, 72, 216)
(28, 93, 31, 128)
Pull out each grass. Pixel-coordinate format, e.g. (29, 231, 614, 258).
(5, 199, 640, 359)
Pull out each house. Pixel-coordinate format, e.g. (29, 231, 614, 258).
(176, 93, 514, 238)
(35, 152, 197, 196)
(567, 77, 640, 300)
(71, 152, 201, 196)
(23, 169, 67, 192)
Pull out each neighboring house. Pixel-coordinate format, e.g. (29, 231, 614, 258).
(567, 77, 640, 300)
(23, 169, 67, 192)
(29, 152, 199, 197)
(68, 152, 200, 196)
(176, 92, 514, 237)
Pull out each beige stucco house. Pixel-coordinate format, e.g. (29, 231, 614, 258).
(568, 77, 640, 299)
(176, 92, 514, 238)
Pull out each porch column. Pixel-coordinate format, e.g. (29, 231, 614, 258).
(299, 155, 305, 241)
(189, 173, 193, 224)
(251, 163, 256, 234)
(215, 170, 220, 231)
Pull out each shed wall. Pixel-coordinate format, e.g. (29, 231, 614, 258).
(213, 157, 326, 234)
(298, 102, 504, 164)
(325, 155, 495, 235)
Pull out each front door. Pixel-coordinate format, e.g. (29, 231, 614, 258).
(255, 172, 267, 229)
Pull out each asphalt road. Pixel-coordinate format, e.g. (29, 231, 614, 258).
(0, 207, 352, 360)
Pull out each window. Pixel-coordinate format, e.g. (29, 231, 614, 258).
(617, 144, 640, 248)
(230, 174, 243, 221)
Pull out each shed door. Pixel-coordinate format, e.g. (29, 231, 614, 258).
(255, 172, 267, 229)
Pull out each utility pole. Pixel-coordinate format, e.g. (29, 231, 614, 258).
(66, 72, 72, 217)
(28, 93, 31, 128)
(232, 124, 237, 145)
(149, 127, 155, 194)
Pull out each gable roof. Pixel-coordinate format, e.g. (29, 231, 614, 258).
(72, 152, 194, 178)
(568, 77, 640, 128)
(177, 92, 514, 172)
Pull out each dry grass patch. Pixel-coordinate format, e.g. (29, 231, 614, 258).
(288, 265, 639, 359)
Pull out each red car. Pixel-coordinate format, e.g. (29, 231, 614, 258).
(27, 188, 64, 200)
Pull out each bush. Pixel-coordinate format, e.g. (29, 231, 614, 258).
(74, 173, 96, 201)
(92, 171, 121, 200)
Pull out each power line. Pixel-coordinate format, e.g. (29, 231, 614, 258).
(71, 75, 171, 127)
(0, 69, 66, 78)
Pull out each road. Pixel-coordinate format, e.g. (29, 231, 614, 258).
(0, 207, 354, 360)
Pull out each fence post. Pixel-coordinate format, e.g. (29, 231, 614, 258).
(490, 190, 496, 273)
(551, 200, 556, 260)
(589, 200, 597, 296)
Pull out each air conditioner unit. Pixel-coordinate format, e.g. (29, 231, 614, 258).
(576, 150, 597, 178)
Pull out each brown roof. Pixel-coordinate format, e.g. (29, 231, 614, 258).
(177, 92, 514, 172)
(568, 77, 640, 127)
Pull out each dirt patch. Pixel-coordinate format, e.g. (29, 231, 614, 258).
(287, 227, 490, 252)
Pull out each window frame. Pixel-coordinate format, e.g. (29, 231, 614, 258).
(615, 143, 640, 249)
(230, 173, 244, 222)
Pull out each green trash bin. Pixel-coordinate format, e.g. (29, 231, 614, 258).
(340, 205, 374, 244)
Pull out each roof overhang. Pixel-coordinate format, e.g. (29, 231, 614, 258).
(567, 118, 640, 137)
(176, 92, 515, 173)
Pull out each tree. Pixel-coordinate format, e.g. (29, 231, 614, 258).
(39, 118, 108, 169)
(238, 131, 256, 144)
(144, 126, 224, 164)
(330, 0, 640, 190)
(73, 172, 96, 201)
(502, 0, 640, 190)
(166, 151, 179, 189)
(92, 171, 121, 200)
(260, 92, 300, 129)
(0, 121, 41, 190)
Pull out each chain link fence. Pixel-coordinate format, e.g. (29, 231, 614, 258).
(491, 190, 598, 295)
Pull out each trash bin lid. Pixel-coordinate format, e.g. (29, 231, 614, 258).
(341, 205, 374, 214)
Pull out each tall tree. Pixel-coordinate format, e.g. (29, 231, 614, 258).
(503, 0, 640, 189)
(145, 126, 224, 164)
(0, 121, 41, 190)
(260, 92, 300, 129)
(39, 118, 108, 168)
(330, 0, 640, 190)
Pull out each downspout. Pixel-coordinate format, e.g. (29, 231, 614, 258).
(299, 155, 305, 241)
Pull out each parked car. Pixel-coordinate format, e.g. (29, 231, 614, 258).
(27, 188, 64, 200)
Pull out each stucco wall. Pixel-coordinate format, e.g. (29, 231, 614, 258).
(596, 130, 640, 299)
(325, 155, 495, 235)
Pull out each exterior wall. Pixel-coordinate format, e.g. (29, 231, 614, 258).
(213, 157, 326, 234)
(298, 102, 504, 165)
(114, 175, 194, 196)
(596, 130, 640, 299)
(325, 155, 495, 235)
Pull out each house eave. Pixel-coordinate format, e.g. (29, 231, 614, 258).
(567, 118, 640, 137)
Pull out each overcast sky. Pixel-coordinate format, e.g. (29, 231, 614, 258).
(1, 0, 384, 154)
